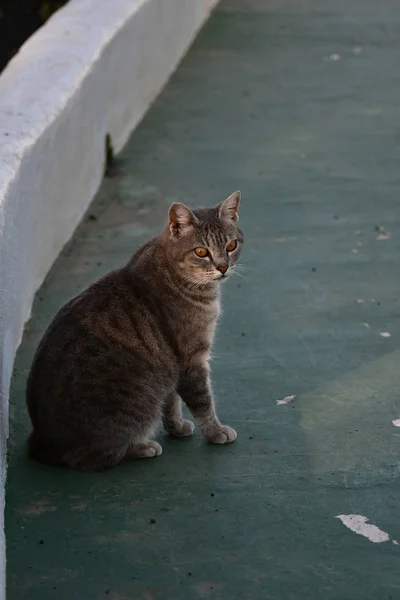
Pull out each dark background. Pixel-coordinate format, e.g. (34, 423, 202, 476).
(0, 0, 67, 72)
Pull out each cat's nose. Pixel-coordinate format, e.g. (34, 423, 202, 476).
(217, 265, 228, 275)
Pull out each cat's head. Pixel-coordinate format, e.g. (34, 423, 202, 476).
(166, 191, 243, 285)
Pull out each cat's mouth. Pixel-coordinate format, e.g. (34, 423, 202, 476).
(215, 272, 229, 281)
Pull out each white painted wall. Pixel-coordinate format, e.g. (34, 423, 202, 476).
(0, 0, 219, 596)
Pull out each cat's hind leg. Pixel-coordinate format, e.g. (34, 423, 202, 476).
(28, 431, 65, 466)
(125, 440, 162, 458)
(62, 443, 128, 472)
(162, 392, 195, 438)
(62, 439, 162, 471)
(63, 438, 163, 471)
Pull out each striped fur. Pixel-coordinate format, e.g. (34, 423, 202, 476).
(26, 192, 243, 471)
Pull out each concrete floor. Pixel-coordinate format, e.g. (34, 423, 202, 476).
(6, 1, 400, 598)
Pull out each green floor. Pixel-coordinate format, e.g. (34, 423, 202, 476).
(6, 0, 400, 598)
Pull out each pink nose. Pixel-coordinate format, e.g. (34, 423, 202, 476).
(218, 265, 228, 274)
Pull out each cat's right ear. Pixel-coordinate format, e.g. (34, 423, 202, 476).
(168, 203, 197, 236)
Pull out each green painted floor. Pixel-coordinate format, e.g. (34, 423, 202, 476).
(6, 1, 400, 598)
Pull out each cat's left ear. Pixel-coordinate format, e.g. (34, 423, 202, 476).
(218, 190, 241, 223)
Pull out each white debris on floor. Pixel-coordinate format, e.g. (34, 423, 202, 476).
(376, 232, 391, 241)
(336, 514, 398, 544)
(276, 395, 296, 406)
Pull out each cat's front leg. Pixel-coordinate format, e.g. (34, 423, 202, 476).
(162, 392, 194, 438)
(178, 364, 237, 444)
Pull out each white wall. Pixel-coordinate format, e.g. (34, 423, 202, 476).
(0, 0, 219, 596)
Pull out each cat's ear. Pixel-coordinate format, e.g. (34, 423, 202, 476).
(168, 203, 197, 236)
(218, 191, 241, 223)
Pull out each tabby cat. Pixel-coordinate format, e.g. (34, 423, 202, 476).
(26, 191, 243, 471)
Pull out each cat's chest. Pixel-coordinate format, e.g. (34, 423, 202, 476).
(174, 300, 220, 350)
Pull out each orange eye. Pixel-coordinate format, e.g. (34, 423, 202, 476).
(195, 247, 208, 258)
(226, 240, 237, 252)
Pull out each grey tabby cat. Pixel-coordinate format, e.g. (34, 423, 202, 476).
(27, 191, 243, 471)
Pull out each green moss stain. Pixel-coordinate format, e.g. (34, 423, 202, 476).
(104, 133, 114, 177)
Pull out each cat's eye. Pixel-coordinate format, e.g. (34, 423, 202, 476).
(194, 247, 208, 258)
(226, 240, 237, 252)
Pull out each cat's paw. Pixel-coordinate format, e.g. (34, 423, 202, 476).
(205, 425, 237, 445)
(143, 441, 163, 457)
(167, 419, 195, 438)
(126, 440, 162, 459)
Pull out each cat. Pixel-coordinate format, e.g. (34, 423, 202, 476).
(26, 191, 243, 471)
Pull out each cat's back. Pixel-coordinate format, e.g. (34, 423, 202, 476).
(41, 236, 162, 331)
(29, 238, 174, 376)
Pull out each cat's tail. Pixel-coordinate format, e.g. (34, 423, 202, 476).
(27, 431, 64, 466)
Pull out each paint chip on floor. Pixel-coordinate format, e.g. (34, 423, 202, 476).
(362, 322, 370, 328)
(380, 332, 391, 338)
(336, 514, 391, 543)
(276, 395, 296, 405)
(376, 232, 391, 241)
(356, 298, 365, 303)
(392, 419, 400, 427)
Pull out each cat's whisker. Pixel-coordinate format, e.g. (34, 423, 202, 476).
(184, 275, 210, 292)
(231, 269, 247, 281)
(234, 263, 253, 273)
(230, 263, 249, 278)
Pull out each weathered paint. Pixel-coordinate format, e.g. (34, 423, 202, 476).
(336, 515, 392, 544)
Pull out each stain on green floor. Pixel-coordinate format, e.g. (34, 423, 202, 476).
(6, 1, 400, 598)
